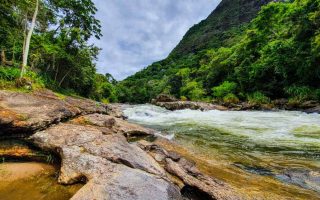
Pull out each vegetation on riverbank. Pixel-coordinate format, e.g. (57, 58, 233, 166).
(0, 0, 117, 103)
(119, 0, 320, 104)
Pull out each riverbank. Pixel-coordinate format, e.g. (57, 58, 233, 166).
(0, 89, 239, 200)
(151, 94, 320, 113)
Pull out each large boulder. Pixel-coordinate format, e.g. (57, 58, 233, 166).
(152, 94, 178, 103)
(30, 123, 182, 200)
(0, 90, 119, 136)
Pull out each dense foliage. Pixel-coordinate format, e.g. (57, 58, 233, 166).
(120, 0, 320, 103)
(0, 0, 117, 102)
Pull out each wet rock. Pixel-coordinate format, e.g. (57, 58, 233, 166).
(104, 103, 126, 119)
(233, 163, 274, 176)
(166, 158, 239, 200)
(0, 139, 54, 162)
(138, 141, 240, 200)
(152, 94, 178, 103)
(305, 105, 320, 114)
(300, 101, 319, 109)
(30, 123, 181, 200)
(272, 99, 288, 107)
(154, 101, 228, 111)
(276, 169, 320, 193)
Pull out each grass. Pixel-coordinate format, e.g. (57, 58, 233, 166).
(54, 92, 66, 100)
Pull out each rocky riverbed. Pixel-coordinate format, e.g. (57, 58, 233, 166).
(0, 89, 239, 200)
(151, 94, 320, 113)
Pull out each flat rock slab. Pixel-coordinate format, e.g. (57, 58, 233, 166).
(30, 123, 181, 200)
(0, 90, 117, 135)
(72, 113, 154, 136)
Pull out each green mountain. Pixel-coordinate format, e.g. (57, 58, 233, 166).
(118, 0, 320, 104)
(171, 0, 275, 56)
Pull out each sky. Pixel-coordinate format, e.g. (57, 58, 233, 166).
(91, 0, 221, 80)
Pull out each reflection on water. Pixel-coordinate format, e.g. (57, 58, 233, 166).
(0, 140, 82, 200)
(124, 104, 320, 199)
(0, 162, 82, 200)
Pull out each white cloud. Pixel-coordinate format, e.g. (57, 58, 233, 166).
(91, 0, 220, 80)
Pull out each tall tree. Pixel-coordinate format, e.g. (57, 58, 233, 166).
(21, 0, 39, 77)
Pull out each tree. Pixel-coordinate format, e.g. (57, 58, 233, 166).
(21, 0, 39, 77)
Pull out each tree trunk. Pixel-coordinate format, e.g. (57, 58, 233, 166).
(1, 50, 6, 66)
(1, 50, 14, 66)
(59, 70, 71, 87)
(21, 0, 39, 78)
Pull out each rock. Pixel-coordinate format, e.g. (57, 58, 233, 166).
(0, 139, 53, 162)
(106, 103, 127, 119)
(272, 99, 288, 107)
(72, 113, 154, 136)
(305, 105, 320, 114)
(138, 141, 240, 200)
(15, 77, 33, 90)
(151, 93, 228, 111)
(30, 123, 181, 200)
(165, 158, 239, 200)
(239, 102, 260, 110)
(0, 90, 118, 136)
(152, 94, 178, 103)
(300, 101, 319, 109)
(276, 169, 320, 193)
(0, 90, 79, 135)
(233, 163, 273, 176)
(154, 101, 228, 111)
(31, 123, 164, 176)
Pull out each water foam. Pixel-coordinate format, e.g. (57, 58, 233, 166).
(124, 104, 320, 149)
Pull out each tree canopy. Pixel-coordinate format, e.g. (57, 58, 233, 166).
(0, 0, 117, 101)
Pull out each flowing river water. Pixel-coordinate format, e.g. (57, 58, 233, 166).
(124, 104, 320, 200)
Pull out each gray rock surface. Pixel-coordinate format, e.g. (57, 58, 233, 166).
(75, 113, 154, 136)
(30, 123, 181, 200)
(0, 90, 121, 136)
(138, 140, 241, 200)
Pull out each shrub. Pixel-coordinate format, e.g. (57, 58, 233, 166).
(285, 85, 313, 101)
(223, 93, 239, 104)
(0, 66, 45, 90)
(247, 91, 270, 104)
(0, 66, 20, 81)
(180, 81, 205, 101)
(212, 81, 237, 99)
(180, 96, 187, 101)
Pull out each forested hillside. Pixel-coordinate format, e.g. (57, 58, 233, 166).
(0, 0, 117, 102)
(171, 0, 275, 56)
(119, 0, 320, 104)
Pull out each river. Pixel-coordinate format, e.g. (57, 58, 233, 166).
(124, 104, 320, 199)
